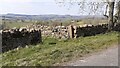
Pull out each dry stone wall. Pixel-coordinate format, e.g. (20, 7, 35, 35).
(113, 23, 120, 31)
(26, 24, 69, 39)
(2, 23, 120, 52)
(1, 28, 42, 52)
(68, 23, 120, 38)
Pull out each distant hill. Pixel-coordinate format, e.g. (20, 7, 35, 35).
(0, 13, 106, 22)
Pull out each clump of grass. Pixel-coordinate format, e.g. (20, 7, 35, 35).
(1, 31, 119, 66)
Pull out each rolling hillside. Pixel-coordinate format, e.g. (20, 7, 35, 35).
(0, 13, 106, 21)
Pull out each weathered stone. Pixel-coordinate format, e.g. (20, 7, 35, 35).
(68, 25, 74, 38)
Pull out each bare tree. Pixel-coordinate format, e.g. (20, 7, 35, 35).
(116, 1, 120, 24)
(108, 1, 115, 30)
(55, 0, 120, 31)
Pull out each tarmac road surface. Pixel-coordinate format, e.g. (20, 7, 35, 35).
(64, 45, 118, 66)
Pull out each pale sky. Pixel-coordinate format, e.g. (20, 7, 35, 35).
(0, 0, 107, 15)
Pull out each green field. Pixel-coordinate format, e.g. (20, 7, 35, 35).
(2, 18, 108, 29)
(2, 21, 36, 29)
(1, 31, 119, 66)
(75, 19, 108, 26)
(5, 22, 33, 28)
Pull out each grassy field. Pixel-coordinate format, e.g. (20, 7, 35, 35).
(75, 19, 108, 26)
(1, 31, 119, 66)
(3, 22, 35, 29)
(5, 22, 32, 28)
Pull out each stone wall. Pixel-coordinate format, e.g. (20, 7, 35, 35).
(26, 24, 69, 39)
(1, 28, 42, 52)
(68, 24, 120, 38)
(2, 23, 120, 52)
(113, 23, 120, 31)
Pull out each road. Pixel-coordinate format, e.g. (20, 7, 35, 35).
(64, 45, 118, 66)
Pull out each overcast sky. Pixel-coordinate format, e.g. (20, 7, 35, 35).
(0, 0, 107, 15)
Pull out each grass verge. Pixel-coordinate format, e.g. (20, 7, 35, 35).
(1, 31, 119, 66)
